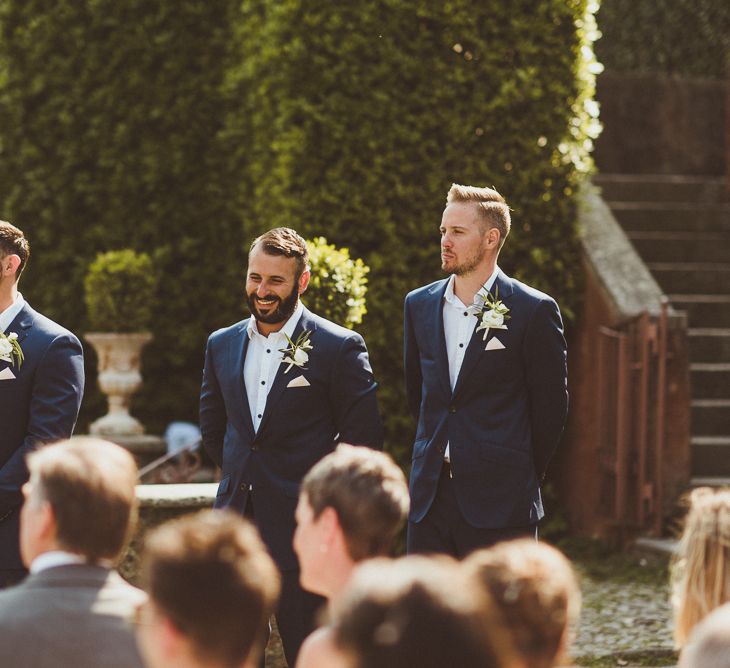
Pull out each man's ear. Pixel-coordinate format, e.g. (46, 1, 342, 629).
(38, 502, 58, 546)
(159, 616, 185, 659)
(485, 227, 501, 250)
(298, 268, 311, 295)
(1, 254, 20, 279)
(318, 506, 341, 541)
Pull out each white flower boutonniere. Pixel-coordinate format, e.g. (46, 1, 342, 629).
(279, 330, 313, 374)
(473, 287, 510, 345)
(0, 331, 23, 368)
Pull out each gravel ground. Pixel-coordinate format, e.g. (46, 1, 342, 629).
(574, 565, 674, 657)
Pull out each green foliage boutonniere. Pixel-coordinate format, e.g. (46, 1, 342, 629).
(279, 330, 313, 374)
(0, 331, 23, 369)
(473, 287, 510, 342)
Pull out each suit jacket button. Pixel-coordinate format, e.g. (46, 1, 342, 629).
(449, 406, 457, 414)
(251, 444, 259, 452)
(239, 484, 247, 491)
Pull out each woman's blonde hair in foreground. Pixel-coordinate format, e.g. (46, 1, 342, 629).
(672, 487, 730, 647)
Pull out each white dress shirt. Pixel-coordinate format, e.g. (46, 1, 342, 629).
(442, 267, 500, 460)
(0, 292, 25, 334)
(30, 550, 87, 574)
(244, 301, 304, 433)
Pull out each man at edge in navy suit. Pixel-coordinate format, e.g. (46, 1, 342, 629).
(0, 221, 84, 587)
(404, 184, 568, 557)
(200, 227, 383, 666)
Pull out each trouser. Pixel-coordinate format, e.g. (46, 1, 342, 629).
(407, 461, 537, 558)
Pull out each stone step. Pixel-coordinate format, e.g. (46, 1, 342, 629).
(628, 231, 730, 264)
(594, 174, 726, 203)
(688, 328, 730, 362)
(690, 476, 730, 487)
(691, 436, 730, 477)
(693, 399, 730, 436)
(672, 295, 730, 328)
(691, 363, 730, 399)
(648, 263, 730, 295)
(611, 203, 730, 233)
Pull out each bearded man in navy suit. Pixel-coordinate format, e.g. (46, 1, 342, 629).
(404, 184, 568, 557)
(200, 227, 383, 666)
(0, 221, 84, 587)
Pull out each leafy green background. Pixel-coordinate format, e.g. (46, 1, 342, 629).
(0, 0, 599, 463)
(596, 0, 730, 78)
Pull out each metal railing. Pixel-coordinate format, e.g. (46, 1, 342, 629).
(596, 300, 669, 536)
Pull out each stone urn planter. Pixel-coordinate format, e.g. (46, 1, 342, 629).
(85, 332, 152, 436)
(84, 250, 159, 446)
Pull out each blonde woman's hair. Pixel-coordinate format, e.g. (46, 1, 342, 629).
(672, 487, 730, 647)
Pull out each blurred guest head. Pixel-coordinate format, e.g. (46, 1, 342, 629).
(329, 556, 513, 668)
(21, 437, 137, 566)
(137, 510, 280, 668)
(680, 602, 730, 668)
(294, 444, 409, 600)
(673, 487, 730, 647)
(464, 539, 580, 668)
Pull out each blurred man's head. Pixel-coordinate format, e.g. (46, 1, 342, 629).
(137, 510, 280, 668)
(20, 438, 138, 567)
(294, 444, 409, 598)
(330, 556, 513, 668)
(464, 539, 581, 668)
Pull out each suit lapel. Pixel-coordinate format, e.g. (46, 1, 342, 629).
(429, 281, 452, 397)
(231, 321, 255, 438)
(5, 304, 34, 343)
(256, 308, 316, 436)
(452, 271, 514, 398)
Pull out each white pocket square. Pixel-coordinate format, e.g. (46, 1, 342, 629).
(287, 375, 310, 388)
(485, 337, 505, 351)
(0, 367, 16, 380)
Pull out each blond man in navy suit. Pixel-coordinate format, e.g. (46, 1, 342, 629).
(404, 184, 568, 556)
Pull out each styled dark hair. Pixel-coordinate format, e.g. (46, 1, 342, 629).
(0, 220, 30, 279)
(250, 227, 309, 278)
(141, 510, 280, 667)
(301, 444, 409, 561)
(27, 438, 137, 563)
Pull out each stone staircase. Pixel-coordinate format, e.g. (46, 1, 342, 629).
(594, 174, 730, 482)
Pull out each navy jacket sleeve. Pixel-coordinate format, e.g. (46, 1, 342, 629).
(403, 295, 422, 421)
(199, 335, 225, 468)
(328, 332, 384, 450)
(524, 298, 569, 479)
(0, 333, 84, 516)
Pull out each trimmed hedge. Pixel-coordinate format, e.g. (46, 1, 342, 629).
(596, 0, 730, 78)
(85, 250, 157, 333)
(0, 1, 245, 431)
(0, 1, 599, 463)
(305, 237, 369, 329)
(231, 0, 599, 462)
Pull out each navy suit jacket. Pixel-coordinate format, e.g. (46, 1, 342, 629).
(0, 304, 84, 569)
(404, 271, 568, 529)
(200, 307, 383, 570)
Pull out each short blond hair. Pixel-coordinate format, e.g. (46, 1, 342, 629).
(27, 438, 138, 563)
(464, 539, 580, 668)
(672, 488, 730, 647)
(446, 183, 511, 246)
